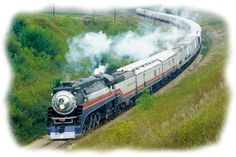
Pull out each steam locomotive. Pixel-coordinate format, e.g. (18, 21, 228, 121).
(47, 8, 202, 139)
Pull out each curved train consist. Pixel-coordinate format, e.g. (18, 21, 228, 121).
(47, 8, 202, 139)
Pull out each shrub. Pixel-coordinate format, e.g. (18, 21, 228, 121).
(18, 25, 67, 59)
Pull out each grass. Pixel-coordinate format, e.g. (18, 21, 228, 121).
(68, 11, 228, 150)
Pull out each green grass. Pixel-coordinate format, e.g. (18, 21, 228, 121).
(68, 12, 228, 150)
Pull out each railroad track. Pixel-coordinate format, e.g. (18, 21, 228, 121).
(36, 139, 73, 150)
(26, 135, 74, 150)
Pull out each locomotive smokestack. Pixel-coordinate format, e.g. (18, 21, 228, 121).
(93, 64, 108, 76)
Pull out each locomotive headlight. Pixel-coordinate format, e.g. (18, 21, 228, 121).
(59, 104, 65, 110)
(52, 90, 77, 115)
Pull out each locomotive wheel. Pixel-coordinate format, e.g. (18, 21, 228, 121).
(82, 118, 89, 133)
(87, 114, 96, 129)
(115, 105, 121, 114)
(105, 108, 112, 119)
(105, 110, 109, 119)
(117, 105, 121, 113)
(82, 126, 86, 133)
(82, 124, 88, 133)
(129, 99, 135, 106)
(91, 113, 97, 127)
(121, 102, 126, 109)
(95, 112, 101, 125)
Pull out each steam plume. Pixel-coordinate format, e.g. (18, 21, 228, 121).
(64, 20, 187, 77)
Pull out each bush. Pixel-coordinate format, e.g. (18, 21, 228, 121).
(18, 25, 67, 59)
(12, 17, 27, 35)
(6, 34, 22, 58)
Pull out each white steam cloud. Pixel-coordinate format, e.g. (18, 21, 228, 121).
(65, 21, 186, 75)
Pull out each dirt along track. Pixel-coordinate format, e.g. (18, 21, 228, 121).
(25, 135, 73, 150)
